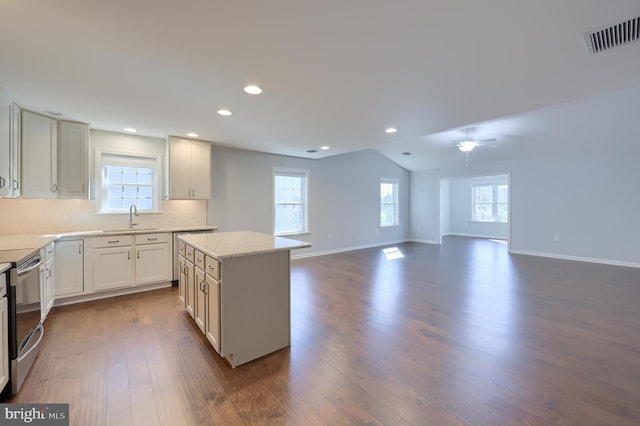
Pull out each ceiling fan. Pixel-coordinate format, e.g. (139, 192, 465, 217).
(452, 128, 496, 165)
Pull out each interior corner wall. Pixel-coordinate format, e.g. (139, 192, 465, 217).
(208, 147, 410, 257)
(410, 149, 640, 266)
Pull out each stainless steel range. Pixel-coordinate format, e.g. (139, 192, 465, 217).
(1, 248, 44, 398)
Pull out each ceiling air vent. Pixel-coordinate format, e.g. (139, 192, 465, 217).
(583, 15, 640, 55)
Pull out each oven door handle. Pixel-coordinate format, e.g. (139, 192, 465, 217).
(17, 324, 44, 363)
(17, 257, 43, 276)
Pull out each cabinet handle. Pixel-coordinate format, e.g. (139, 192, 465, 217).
(196, 257, 202, 262)
(137, 250, 140, 259)
(51, 183, 57, 192)
(108, 240, 119, 244)
(127, 251, 131, 260)
(147, 237, 158, 241)
(12, 179, 18, 190)
(78, 244, 82, 255)
(206, 265, 214, 270)
(0, 176, 5, 189)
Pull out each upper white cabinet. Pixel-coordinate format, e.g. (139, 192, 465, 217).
(0, 89, 20, 197)
(169, 137, 211, 199)
(58, 120, 89, 198)
(21, 110, 57, 198)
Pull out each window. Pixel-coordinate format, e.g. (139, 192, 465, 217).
(274, 169, 308, 235)
(380, 178, 399, 227)
(98, 153, 160, 213)
(472, 184, 508, 223)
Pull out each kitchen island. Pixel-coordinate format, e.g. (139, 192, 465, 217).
(178, 231, 310, 367)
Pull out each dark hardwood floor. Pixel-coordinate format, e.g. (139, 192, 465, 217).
(9, 236, 640, 425)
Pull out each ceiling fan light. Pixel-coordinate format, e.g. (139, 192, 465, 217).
(458, 141, 475, 152)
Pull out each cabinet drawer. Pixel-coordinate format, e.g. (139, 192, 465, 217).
(178, 241, 186, 256)
(135, 233, 168, 245)
(93, 235, 132, 248)
(205, 255, 220, 280)
(194, 250, 205, 270)
(185, 244, 195, 262)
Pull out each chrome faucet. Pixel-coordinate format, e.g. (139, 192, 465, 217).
(129, 204, 139, 229)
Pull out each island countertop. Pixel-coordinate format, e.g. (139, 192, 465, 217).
(178, 231, 310, 259)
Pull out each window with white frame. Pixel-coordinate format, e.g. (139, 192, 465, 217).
(380, 178, 399, 227)
(472, 183, 508, 223)
(98, 153, 160, 213)
(274, 169, 308, 235)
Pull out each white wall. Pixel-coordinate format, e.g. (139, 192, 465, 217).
(411, 149, 640, 267)
(446, 175, 509, 239)
(209, 146, 410, 257)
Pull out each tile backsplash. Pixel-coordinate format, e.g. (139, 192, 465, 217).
(0, 198, 207, 235)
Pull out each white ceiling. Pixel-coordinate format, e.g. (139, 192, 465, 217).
(1, 1, 639, 171)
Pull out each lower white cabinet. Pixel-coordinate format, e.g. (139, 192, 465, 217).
(204, 272, 220, 353)
(90, 233, 171, 292)
(185, 258, 195, 318)
(177, 253, 186, 305)
(134, 233, 170, 286)
(54, 240, 84, 297)
(40, 242, 55, 321)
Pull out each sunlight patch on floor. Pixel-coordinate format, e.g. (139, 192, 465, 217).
(383, 247, 404, 260)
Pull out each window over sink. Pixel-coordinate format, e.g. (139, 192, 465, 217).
(96, 151, 161, 213)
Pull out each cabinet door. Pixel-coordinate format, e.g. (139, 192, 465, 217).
(178, 255, 186, 305)
(205, 273, 221, 353)
(185, 259, 195, 318)
(190, 140, 211, 199)
(135, 243, 171, 285)
(194, 266, 206, 334)
(58, 120, 88, 198)
(41, 257, 54, 322)
(169, 137, 192, 199)
(10, 103, 20, 197)
(54, 240, 84, 297)
(0, 89, 11, 197)
(0, 296, 8, 392)
(92, 246, 133, 291)
(21, 111, 57, 198)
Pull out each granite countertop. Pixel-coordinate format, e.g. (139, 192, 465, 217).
(179, 231, 311, 260)
(0, 225, 217, 264)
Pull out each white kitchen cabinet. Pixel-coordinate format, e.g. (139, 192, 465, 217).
(184, 243, 196, 318)
(169, 137, 211, 199)
(178, 253, 186, 305)
(21, 110, 57, 198)
(92, 236, 134, 292)
(194, 263, 206, 334)
(0, 89, 11, 197)
(204, 268, 221, 353)
(0, 89, 19, 198)
(55, 240, 84, 297)
(134, 233, 171, 285)
(58, 120, 89, 198)
(40, 243, 55, 322)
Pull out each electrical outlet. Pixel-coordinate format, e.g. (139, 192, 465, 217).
(554, 235, 560, 241)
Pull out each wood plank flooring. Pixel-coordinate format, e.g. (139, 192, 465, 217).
(9, 236, 640, 425)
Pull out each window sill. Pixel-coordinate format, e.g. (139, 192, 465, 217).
(275, 232, 310, 238)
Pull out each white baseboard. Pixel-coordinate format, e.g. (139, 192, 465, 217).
(408, 239, 440, 245)
(291, 239, 410, 259)
(445, 232, 508, 240)
(509, 249, 640, 269)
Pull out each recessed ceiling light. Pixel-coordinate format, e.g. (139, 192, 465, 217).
(385, 127, 398, 134)
(124, 127, 137, 133)
(217, 109, 232, 116)
(244, 85, 263, 95)
(321, 145, 330, 150)
(187, 132, 199, 138)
